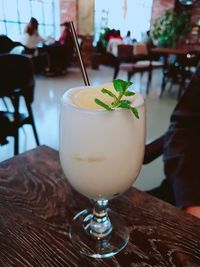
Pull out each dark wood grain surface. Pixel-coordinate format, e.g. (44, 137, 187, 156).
(0, 146, 200, 267)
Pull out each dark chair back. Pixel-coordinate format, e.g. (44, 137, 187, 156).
(0, 35, 24, 54)
(160, 53, 200, 99)
(0, 54, 34, 103)
(117, 44, 133, 60)
(0, 35, 15, 53)
(0, 54, 39, 155)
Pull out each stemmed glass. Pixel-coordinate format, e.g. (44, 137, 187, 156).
(59, 83, 146, 258)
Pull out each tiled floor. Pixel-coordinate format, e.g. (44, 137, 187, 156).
(0, 66, 177, 191)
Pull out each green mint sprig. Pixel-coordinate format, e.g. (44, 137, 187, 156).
(94, 79, 139, 118)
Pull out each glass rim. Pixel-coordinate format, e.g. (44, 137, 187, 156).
(61, 86, 145, 113)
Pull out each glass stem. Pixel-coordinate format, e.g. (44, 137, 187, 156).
(89, 199, 112, 238)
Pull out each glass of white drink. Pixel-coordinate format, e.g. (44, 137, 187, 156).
(59, 80, 146, 258)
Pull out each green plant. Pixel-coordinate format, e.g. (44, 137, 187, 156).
(152, 10, 191, 48)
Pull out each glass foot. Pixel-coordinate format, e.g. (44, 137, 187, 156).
(69, 209, 129, 258)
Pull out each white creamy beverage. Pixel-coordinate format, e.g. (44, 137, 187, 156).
(60, 83, 145, 200)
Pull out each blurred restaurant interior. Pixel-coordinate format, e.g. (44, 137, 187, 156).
(0, 0, 200, 217)
(0, 0, 200, 267)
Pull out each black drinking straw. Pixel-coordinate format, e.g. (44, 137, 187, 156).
(68, 21, 90, 86)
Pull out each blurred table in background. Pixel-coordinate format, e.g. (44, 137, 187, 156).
(151, 47, 200, 98)
(151, 47, 200, 66)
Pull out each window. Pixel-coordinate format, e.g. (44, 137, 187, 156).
(0, 0, 59, 41)
(94, 0, 153, 45)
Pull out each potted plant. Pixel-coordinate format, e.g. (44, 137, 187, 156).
(152, 10, 191, 48)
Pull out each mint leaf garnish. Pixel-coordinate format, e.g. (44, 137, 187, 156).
(113, 79, 132, 94)
(101, 88, 117, 101)
(94, 98, 114, 111)
(95, 79, 139, 118)
(130, 107, 139, 118)
(124, 91, 135, 96)
(118, 100, 131, 108)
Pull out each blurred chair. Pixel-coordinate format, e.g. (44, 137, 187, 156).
(0, 35, 51, 75)
(117, 44, 134, 61)
(160, 53, 200, 99)
(133, 43, 148, 58)
(0, 54, 39, 155)
(9, 45, 25, 55)
(118, 43, 163, 94)
(0, 112, 11, 146)
(0, 35, 24, 54)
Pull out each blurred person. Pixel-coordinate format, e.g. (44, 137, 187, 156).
(109, 30, 122, 41)
(142, 30, 155, 49)
(123, 30, 133, 45)
(148, 63, 200, 220)
(20, 17, 45, 49)
(107, 29, 116, 41)
(116, 30, 123, 41)
(106, 30, 123, 57)
(106, 30, 123, 79)
(54, 22, 74, 72)
(58, 21, 75, 65)
(19, 18, 53, 74)
(38, 22, 75, 75)
(96, 28, 113, 53)
(58, 22, 71, 45)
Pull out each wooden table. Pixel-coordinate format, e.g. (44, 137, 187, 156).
(0, 146, 200, 266)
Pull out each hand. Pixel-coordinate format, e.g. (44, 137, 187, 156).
(184, 206, 200, 219)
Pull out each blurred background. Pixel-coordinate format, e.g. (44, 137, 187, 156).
(0, 0, 200, 191)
